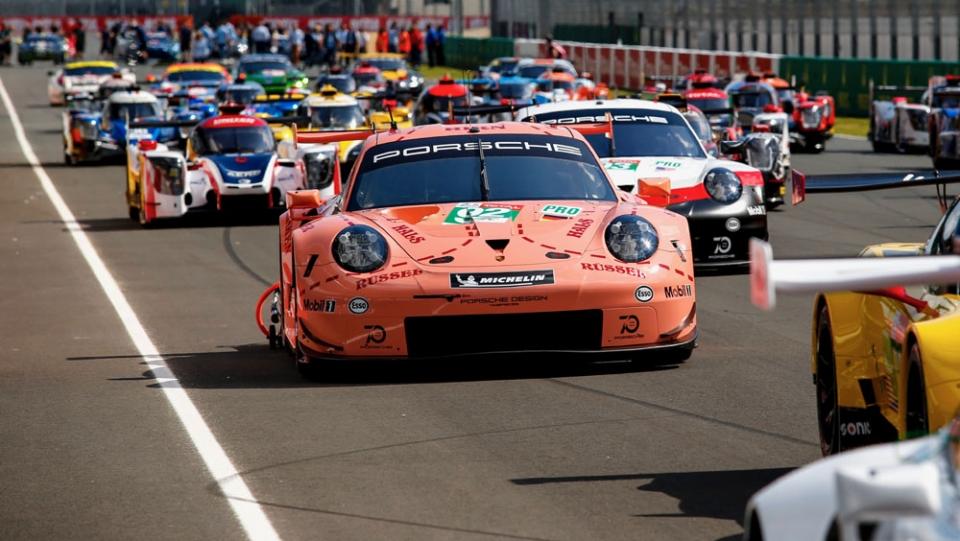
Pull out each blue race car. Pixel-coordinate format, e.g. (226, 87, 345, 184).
(145, 31, 181, 62)
(63, 90, 177, 164)
(18, 33, 69, 65)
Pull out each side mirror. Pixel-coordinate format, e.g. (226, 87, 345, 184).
(719, 139, 745, 154)
(782, 101, 794, 114)
(286, 189, 325, 209)
(836, 462, 940, 538)
(636, 177, 671, 207)
(864, 286, 934, 316)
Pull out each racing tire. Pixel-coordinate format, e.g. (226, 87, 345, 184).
(815, 303, 841, 456)
(128, 206, 139, 222)
(63, 149, 73, 166)
(137, 187, 153, 228)
(904, 342, 929, 439)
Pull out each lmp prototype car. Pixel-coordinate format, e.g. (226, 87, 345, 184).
(47, 61, 133, 106)
(125, 115, 304, 225)
(256, 122, 698, 378)
(517, 99, 768, 270)
(926, 75, 960, 169)
(868, 84, 929, 153)
(750, 169, 960, 456)
(351, 53, 424, 94)
(62, 90, 173, 164)
(743, 415, 960, 541)
(154, 63, 230, 101)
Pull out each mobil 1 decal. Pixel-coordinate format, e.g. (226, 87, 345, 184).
(664, 284, 693, 299)
(444, 202, 523, 224)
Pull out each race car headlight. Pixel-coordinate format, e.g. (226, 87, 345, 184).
(801, 106, 822, 129)
(332, 225, 388, 273)
(605, 215, 658, 263)
(304, 151, 334, 189)
(704, 168, 743, 204)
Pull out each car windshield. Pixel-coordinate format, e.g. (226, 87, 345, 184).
(196, 126, 275, 155)
(687, 97, 730, 113)
(353, 72, 382, 86)
(907, 108, 928, 130)
(365, 58, 405, 71)
(240, 61, 290, 75)
(933, 92, 960, 109)
(319, 76, 356, 94)
(537, 79, 573, 91)
(28, 36, 59, 44)
(222, 87, 263, 105)
(66, 66, 115, 76)
(167, 71, 225, 83)
(529, 108, 705, 158)
(777, 89, 796, 102)
(732, 91, 774, 108)
(109, 102, 161, 120)
(499, 82, 533, 99)
(518, 65, 550, 79)
(490, 59, 519, 74)
(684, 112, 713, 141)
(306, 105, 366, 129)
(348, 134, 615, 210)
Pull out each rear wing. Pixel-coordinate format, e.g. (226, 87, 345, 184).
(253, 93, 309, 104)
(749, 239, 960, 310)
(296, 129, 375, 146)
(792, 169, 960, 210)
(868, 80, 927, 105)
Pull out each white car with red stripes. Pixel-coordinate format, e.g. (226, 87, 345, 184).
(48, 61, 135, 106)
(517, 99, 768, 272)
(126, 115, 305, 226)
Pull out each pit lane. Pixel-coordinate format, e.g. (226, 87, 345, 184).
(0, 63, 940, 540)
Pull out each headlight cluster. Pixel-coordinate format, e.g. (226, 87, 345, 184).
(801, 106, 822, 129)
(148, 156, 185, 195)
(704, 168, 743, 203)
(605, 215, 659, 262)
(332, 225, 388, 273)
(304, 151, 334, 189)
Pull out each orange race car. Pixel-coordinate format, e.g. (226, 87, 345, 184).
(255, 122, 697, 378)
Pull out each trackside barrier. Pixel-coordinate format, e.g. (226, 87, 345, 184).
(514, 38, 780, 88)
(779, 56, 960, 116)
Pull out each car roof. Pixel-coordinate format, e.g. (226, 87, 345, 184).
(303, 93, 358, 106)
(367, 121, 590, 147)
(199, 115, 269, 129)
(516, 98, 679, 119)
(65, 60, 118, 69)
(108, 91, 159, 104)
(166, 63, 227, 74)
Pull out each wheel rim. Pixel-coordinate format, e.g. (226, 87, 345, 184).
(815, 312, 839, 455)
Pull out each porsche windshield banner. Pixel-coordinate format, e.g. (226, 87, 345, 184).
(361, 135, 594, 172)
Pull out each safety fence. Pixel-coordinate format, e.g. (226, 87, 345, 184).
(779, 56, 960, 116)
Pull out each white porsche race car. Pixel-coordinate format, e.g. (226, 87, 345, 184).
(518, 99, 769, 271)
(48, 61, 135, 106)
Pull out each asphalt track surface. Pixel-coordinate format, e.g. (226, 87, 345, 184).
(0, 64, 941, 540)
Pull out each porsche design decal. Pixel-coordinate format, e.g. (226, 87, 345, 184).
(450, 271, 555, 288)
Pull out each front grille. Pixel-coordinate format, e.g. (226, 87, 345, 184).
(405, 310, 603, 357)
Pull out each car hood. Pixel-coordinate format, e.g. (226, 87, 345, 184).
(206, 153, 274, 185)
(354, 200, 625, 268)
(601, 156, 709, 192)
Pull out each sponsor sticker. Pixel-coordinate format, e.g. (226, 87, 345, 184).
(541, 204, 582, 218)
(459, 295, 547, 307)
(348, 297, 369, 314)
(566, 218, 594, 238)
(443, 203, 522, 224)
(128, 128, 153, 141)
(304, 299, 336, 313)
(581, 262, 645, 278)
(355, 269, 423, 290)
(604, 161, 639, 171)
(654, 159, 682, 170)
(840, 422, 871, 437)
(711, 236, 734, 258)
(635, 286, 654, 302)
(361, 324, 389, 349)
(747, 205, 766, 216)
(450, 270, 554, 289)
(664, 284, 693, 299)
(391, 224, 425, 244)
(619, 314, 640, 334)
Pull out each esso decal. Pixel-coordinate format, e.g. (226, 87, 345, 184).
(635, 286, 654, 302)
(348, 297, 369, 314)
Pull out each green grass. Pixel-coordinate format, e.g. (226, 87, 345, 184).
(833, 116, 869, 137)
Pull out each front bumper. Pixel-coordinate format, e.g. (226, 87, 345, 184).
(296, 262, 697, 361)
(668, 186, 768, 270)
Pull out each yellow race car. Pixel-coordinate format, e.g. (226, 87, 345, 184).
(751, 170, 960, 456)
(351, 53, 424, 94)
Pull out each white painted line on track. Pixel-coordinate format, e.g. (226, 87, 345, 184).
(833, 133, 866, 141)
(0, 78, 281, 541)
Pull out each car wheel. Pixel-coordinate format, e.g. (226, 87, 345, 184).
(815, 303, 841, 456)
(905, 342, 929, 439)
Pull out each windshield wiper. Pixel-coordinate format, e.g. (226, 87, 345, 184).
(477, 137, 490, 201)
